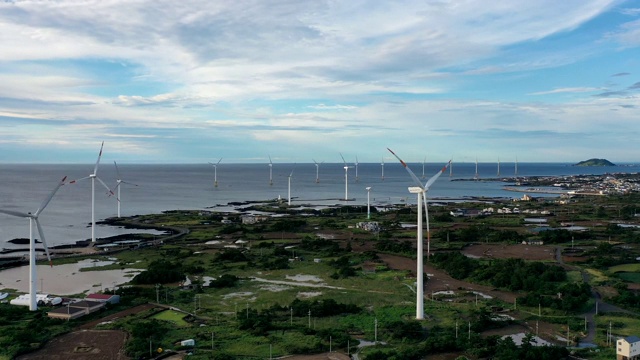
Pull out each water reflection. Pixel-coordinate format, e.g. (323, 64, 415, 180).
(0, 259, 140, 295)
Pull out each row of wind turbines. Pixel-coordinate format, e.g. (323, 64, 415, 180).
(0, 142, 136, 311)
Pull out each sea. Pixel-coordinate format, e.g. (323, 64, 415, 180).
(1, 161, 639, 249)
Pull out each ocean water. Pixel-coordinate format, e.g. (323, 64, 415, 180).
(1, 162, 639, 248)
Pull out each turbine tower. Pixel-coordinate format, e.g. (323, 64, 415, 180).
(422, 157, 426, 179)
(313, 159, 323, 183)
(497, 158, 500, 177)
(515, 156, 518, 176)
(0, 176, 66, 311)
(287, 169, 294, 206)
(381, 157, 385, 181)
(354, 156, 359, 183)
(474, 157, 479, 180)
(339, 153, 353, 201)
(114, 161, 138, 218)
(268, 155, 273, 186)
(209, 158, 222, 187)
(388, 148, 450, 320)
(366, 187, 372, 219)
(69, 142, 114, 243)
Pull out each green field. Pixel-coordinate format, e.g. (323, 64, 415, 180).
(617, 272, 640, 283)
(152, 309, 190, 327)
(609, 263, 640, 273)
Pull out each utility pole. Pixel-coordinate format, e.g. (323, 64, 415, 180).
(155, 284, 160, 303)
(468, 321, 471, 339)
(290, 307, 293, 325)
(211, 332, 214, 350)
(374, 318, 378, 344)
(455, 320, 458, 339)
(330, 336, 332, 352)
(308, 310, 311, 328)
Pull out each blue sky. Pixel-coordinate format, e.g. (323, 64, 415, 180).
(0, 0, 639, 164)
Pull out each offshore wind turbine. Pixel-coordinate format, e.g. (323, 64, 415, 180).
(287, 168, 294, 206)
(421, 157, 426, 179)
(515, 156, 518, 176)
(339, 153, 353, 201)
(381, 157, 385, 181)
(312, 159, 323, 183)
(354, 156, 359, 183)
(69, 142, 114, 243)
(497, 158, 500, 177)
(0, 176, 66, 311)
(366, 186, 372, 219)
(474, 158, 479, 180)
(114, 161, 138, 218)
(268, 155, 273, 186)
(388, 148, 450, 320)
(209, 158, 222, 187)
(449, 157, 453, 179)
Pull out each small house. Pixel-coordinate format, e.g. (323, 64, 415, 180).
(617, 336, 640, 360)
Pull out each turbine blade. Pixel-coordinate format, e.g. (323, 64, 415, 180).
(34, 176, 67, 216)
(217, 158, 222, 165)
(387, 148, 423, 188)
(313, 158, 317, 165)
(96, 176, 115, 196)
(114, 161, 122, 180)
(355, 155, 358, 165)
(268, 155, 272, 164)
(0, 209, 31, 218)
(93, 141, 104, 175)
(68, 175, 91, 184)
(35, 219, 52, 266)
(121, 180, 139, 186)
(424, 160, 451, 189)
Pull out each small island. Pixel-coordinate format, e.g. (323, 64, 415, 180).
(573, 158, 616, 166)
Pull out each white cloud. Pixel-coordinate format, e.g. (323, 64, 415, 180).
(529, 87, 602, 95)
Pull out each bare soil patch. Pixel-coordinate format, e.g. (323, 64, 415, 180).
(462, 244, 556, 261)
(16, 330, 129, 360)
(378, 253, 517, 303)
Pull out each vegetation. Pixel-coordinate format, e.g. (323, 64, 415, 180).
(7, 190, 640, 359)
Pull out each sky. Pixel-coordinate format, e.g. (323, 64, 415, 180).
(0, 0, 639, 164)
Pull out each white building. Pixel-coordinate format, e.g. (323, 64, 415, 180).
(618, 336, 640, 360)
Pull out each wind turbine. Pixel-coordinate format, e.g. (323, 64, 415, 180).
(339, 153, 353, 201)
(421, 157, 426, 179)
(312, 159, 323, 183)
(449, 157, 453, 179)
(366, 187, 372, 219)
(113, 161, 138, 218)
(209, 158, 222, 187)
(515, 156, 518, 176)
(287, 169, 294, 206)
(381, 157, 385, 181)
(268, 155, 273, 186)
(474, 157, 479, 180)
(497, 157, 500, 177)
(354, 156, 359, 183)
(69, 142, 114, 243)
(388, 148, 450, 320)
(0, 176, 67, 311)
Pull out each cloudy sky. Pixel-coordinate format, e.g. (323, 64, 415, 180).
(1, 0, 639, 164)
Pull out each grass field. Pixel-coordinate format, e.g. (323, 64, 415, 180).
(152, 309, 190, 327)
(617, 272, 640, 283)
(609, 263, 640, 273)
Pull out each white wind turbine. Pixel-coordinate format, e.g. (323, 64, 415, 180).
(339, 153, 353, 201)
(209, 158, 222, 187)
(287, 168, 294, 205)
(113, 161, 138, 218)
(268, 155, 273, 186)
(0, 176, 67, 311)
(388, 148, 450, 320)
(69, 142, 114, 243)
(381, 156, 385, 181)
(312, 159, 323, 183)
(422, 157, 426, 179)
(366, 186, 372, 219)
(354, 155, 359, 183)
